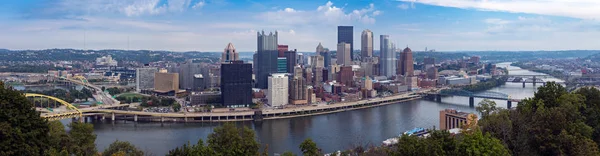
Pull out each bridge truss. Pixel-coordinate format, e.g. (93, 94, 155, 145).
(439, 89, 510, 100)
(25, 93, 82, 121)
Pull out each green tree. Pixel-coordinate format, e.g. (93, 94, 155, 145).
(0, 81, 50, 155)
(476, 99, 498, 118)
(102, 140, 144, 156)
(456, 129, 510, 156)
(48, 121, 73, 152)
(69, 122, 97, 155)
(299, 138, 320, 156)
(207, 122, 260, 155)
(281, 151, 296, 156)
(173, 102, 181, 112)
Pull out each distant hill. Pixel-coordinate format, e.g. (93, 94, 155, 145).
(463, 50, 600, 63)
(0, 49, 221, 63)
(413, 52, 469, 63)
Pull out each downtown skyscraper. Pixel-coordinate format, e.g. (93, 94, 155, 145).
(337, 26, 353, 61)
(361, 29, 373, 59)
(398, 47, 414, 77)
(256, 31, 279, 89)
(222, 42, 239, 63)
(379, 35, 396, 77)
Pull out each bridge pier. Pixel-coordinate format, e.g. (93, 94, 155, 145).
(111, 112, 115, 121)
(184, 117, 188, 123)
(160, 116, 164, 123)
(533, 76, 537, 86)
(134, 114, 138, 122)
(435, 94, 441, 102)
(523, 82, 526, 88)
(507, 101, 512, 109)
(102, 115, 106, 121)
(469, 97, 474, 107)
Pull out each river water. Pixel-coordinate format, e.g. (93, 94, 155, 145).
(89, 62, 558, 155)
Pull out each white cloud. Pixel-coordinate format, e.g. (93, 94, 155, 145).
(372, 10, 382, 16)
(123, 0, 167, 16)
(484, 18, 511, 25)
(397, 0, 600, 19)
(397, 4, 410, 10)
(258, 1, 381, 25)
(289, 29, 296, 35)
(484, 16, 554, 34)
(192, 1, 205, 9)
(45, 0, 204, 17)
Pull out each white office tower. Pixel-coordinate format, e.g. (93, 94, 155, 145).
(267, 73, 289, 107)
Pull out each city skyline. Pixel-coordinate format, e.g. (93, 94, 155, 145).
(1, 0, 600, 52)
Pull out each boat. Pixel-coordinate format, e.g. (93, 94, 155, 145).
(403, 127, 426, 136)
(382, 127, 428, 146)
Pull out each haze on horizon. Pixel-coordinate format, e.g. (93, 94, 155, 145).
(1, 0, 599, 52)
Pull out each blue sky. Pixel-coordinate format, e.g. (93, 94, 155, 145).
(0, 0, 599, 52)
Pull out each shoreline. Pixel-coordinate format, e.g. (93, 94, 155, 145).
(83, 92, 425, 123)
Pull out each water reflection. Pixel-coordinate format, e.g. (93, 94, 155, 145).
(92, 62, 554, 155)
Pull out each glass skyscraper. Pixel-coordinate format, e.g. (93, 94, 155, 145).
(337, 26, 354, 61)
(256, 31, 279, 89)
(221, 60, 253, 107)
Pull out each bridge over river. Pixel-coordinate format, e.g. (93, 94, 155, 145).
(425, 89, 522, 108)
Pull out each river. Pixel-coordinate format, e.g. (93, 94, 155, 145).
(88, 62, 559, 155)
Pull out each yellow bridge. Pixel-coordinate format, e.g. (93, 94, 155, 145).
(26, 93, 82, 121)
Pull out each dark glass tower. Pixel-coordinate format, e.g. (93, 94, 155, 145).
(221, 61, 253, 107)
(337, 26, 354, 61)
(256, 31, 279, 89)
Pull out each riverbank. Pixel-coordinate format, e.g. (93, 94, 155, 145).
(85, 91, 426, 123)
(510, 62, 566, 79)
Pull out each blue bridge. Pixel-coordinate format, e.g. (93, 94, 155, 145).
(427, 89, 522, 108)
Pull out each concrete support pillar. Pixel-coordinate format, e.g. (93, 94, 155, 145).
(160, 117, 164, 123)
(111, 112, 115, 121)
(102, 115, 106, 121)
(79, 117, 84, 123)
(533, 76, 537, 86)
(184, 117, 188, 123)
(469, 97, 475, 107)
(134, 114, 138, 122)
(507, 101, 512, 109)
(435, 94, 442, 102)
(523, 82, 526, 88)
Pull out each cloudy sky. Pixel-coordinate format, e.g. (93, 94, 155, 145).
(0, 0, 599, 52)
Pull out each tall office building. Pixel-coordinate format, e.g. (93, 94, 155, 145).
(267, 73, 289, 107)
(310, 55, 324, 68)
(221, 61, 253, 107)
(278, 45, 288, 57)
(398, 47, 414, 76)
(338, 66, 354, 86)
(361, 29, 373, 59)
(289, 76, 307, 104)
(337, 26, 354, 60)
(379, 35, 396, 77)
(179, 59, 202, 90)
(256, 31, 279, 89)
(297, 53, 305, 65)
(136, 67, 158, 92)
(337, 42, 351, 66)
(284, 50, 297, 74)
(313, 67, 324, 86)
(277, 57, 287, 73)
(222, 43, 239, 63)
(316, 43, 331, 69)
